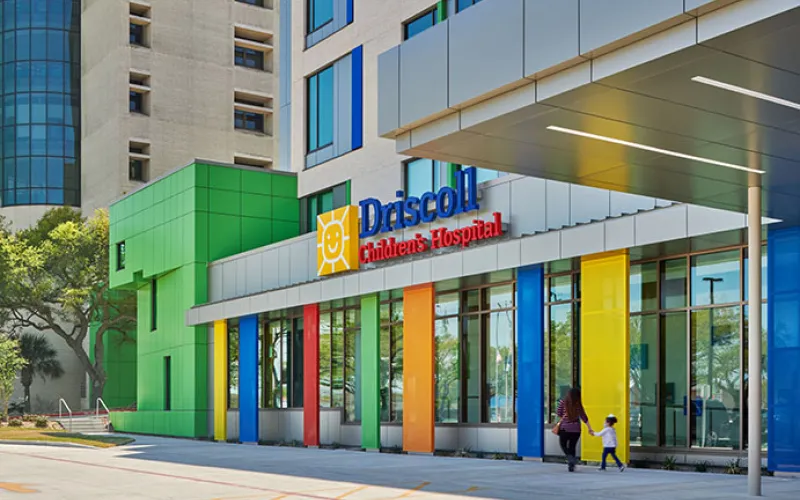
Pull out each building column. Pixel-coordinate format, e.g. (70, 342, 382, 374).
(580, 250, 630, 464)
(767, 227, 800, 474)
(213, 320, 228, 442)
(748, 183, 763, 495)
(303, 304, 320, 447)
(517, 265, 545, 458)
(403, 283, 435, 453)
(361, 294, 381, 451)
(238, 315, 259, 444)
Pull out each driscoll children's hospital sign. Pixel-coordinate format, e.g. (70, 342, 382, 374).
(316, 167, 504, 277)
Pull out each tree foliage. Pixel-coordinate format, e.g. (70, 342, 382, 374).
(0, 207, 136, 401)
(0, 334, 27, 419)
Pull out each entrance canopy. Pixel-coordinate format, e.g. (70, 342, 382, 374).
(378, 0, 800, 224)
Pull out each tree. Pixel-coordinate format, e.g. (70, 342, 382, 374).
(0, 334, 27, 420)
(16, 333, 65, 413)
(0, 208, 136, 402)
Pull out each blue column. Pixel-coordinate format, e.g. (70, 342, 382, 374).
(351, 45, 363, 151)
(239, 315, 259, 444)
(517, 265, 545, 458)
(767, 228, 800, 472)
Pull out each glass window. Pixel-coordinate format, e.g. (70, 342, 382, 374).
(129, 158, 145, 181)
(486, 285, 514, 423)
(16, 29, 30, 61)
(228, 321, 240, 409)
(630, 314, 658, 446)
(549, 303, 573, 420)
(307, 66, 334, 153)
(319, 313, 331, 408)
(405, 158, 442, 199)
(130, 23, 145, 46)
(31, 93, 46, 123)
(302, 183, 347, 233)
(345, 308, 360, 422)
(379, 298, 403, 423)
(691, 306, 741, 449)
(691, 250, 741, 306)
(464, 314, 481, 423)
(116, 241, 126, 270)
(237, 0, 265, 6)
(473, 166, 506, 184)
(435, 315, 460, 423)
(662, 311, 687, 447)
(631, 262, 658, 313)
(743, 304, 768, 451)
(404, 9, 437, 40)
(308, 0, 334, 33)
(235, 46, 265, 70)
(661, 258, 687, 309)
(129, 91, 144, 113)
(31, 126, 46, 156)
(30, 30, 46, 59)
(150, 279, 157, 330)
(235, 109, 264, 132)
(32, 0, 48, 28)
(456, 0, 483, 13)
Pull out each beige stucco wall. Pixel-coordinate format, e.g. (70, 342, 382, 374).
(289, 0, 441, 202)
(81, 0, 279, 213)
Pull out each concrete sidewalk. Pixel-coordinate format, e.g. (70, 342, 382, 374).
(0, 435, 797, 499)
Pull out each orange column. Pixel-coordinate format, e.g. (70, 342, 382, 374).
(402, 283, 435, 453)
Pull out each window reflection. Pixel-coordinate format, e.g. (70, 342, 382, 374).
(1, 0, 80, 207)
(691, 250, 741, 306)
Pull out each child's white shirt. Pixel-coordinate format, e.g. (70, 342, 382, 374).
(596, 426, 617, 448)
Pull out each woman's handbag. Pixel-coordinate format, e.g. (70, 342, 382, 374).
(552, 419, 562, 435)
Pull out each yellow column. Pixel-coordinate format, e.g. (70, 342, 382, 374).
(213, 320, 228, 442)
(580, 250, 630, 463)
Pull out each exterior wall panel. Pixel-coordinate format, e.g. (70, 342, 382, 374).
(399, 24, 449, 126)
(523, 0, 580, 77)
(448, 0, 524, 106)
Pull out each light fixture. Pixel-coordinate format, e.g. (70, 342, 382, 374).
(692, 76, 800, 112)
(546, 125, 765, 174)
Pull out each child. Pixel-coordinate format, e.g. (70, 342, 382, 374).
(592, 414, 625, 472)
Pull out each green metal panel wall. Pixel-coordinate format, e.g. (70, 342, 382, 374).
(360, 294, 380, 450)
(108, 162, 299, 437)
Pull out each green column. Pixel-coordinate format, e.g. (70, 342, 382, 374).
(361, 294, 380, 451)
(445, 163, 459, 189)
(437, 0, 447, 22)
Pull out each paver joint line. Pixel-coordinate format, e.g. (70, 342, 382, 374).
(0, 450, 337, 500)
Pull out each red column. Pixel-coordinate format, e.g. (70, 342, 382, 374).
(303, 304, 320, 447)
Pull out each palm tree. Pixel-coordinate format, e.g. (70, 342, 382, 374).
(17, 333, 64, 413)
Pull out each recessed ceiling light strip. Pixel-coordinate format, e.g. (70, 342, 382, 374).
(546, 125, 765, 174)
(692, 76, 800, 112)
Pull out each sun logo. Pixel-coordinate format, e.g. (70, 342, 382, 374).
(317, 205, 359, 276)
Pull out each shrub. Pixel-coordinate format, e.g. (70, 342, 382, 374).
(8, 418, 23, 427)
(662, 455, 677, 471)
(694, 460, 710, 473)
(35, 416, 48, 428)
(726, 458, 742, 475)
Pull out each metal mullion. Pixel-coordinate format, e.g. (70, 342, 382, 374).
(740, 247, 746, 451)
(656, 258, 663, 447)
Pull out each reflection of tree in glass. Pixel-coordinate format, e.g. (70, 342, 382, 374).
(228, 326, 239, 408)
(549, 305, 573, 420)
(435, 318, 459, 422)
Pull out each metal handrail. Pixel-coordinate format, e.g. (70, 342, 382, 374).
(58, 398, 72, 432)
(95, 398, 110, 418)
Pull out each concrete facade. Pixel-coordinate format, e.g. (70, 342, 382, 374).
(81, 0, 280, 213)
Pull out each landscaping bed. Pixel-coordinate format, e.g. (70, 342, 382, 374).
(0, 418, 134, 448)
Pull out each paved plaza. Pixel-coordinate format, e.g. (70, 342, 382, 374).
(0, 435, 798, 499)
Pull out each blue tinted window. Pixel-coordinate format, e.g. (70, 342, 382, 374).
(308, 0, 334, 33)
(457, 0, 483, 13)
(16, 0, 31, 29)
(3, 32, 15, 62)
(2, 0, 80, 207)
(16, 29, 30, 60)
(16, 93, 29, 124)
(405, 158, 443, 199)
(307, 66, 334, 153)
(31, 30, 46, 59)
(404, 9, 437, 40)
(31, 157, 46, 187)
(234, 110, 265, 132)
(473, 166, 507, 183)
(32, 0, 47, 28)
(234, 46, 264, 70)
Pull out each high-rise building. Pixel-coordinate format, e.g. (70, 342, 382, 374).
(4, 0, 281, 414)
(0, 0, 279, 226)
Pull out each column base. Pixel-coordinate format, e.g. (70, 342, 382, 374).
(522, 457, 543, 462)
(407, 452, 433, 456)
(365, 448, 380, 453)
